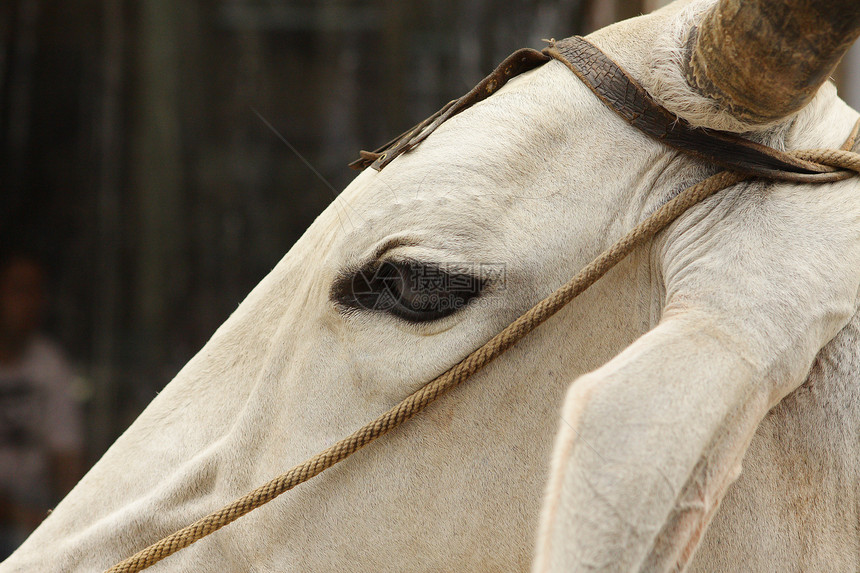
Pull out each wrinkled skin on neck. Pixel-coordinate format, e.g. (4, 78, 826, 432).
(4, 1, 860, 571)
(536, 1, 860, 571)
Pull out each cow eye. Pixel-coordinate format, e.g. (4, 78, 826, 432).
(332, 260, 486, 323)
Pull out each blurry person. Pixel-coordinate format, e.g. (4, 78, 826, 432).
(0, 251, 84, 558)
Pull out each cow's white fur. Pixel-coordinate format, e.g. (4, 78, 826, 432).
(3, 0, 860, 571)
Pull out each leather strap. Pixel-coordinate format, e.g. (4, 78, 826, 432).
(544, 36, 850, 183)
(349, 48, 550, 171)
(352, 35, 853, 183)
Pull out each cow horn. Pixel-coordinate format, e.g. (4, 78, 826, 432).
(686, 0, 860, 125)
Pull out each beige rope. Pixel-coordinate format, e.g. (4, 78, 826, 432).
(105, 147, 860, 573)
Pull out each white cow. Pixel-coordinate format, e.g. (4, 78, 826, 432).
(3, 0, 860, 571)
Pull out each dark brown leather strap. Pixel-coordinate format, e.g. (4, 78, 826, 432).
(544, 36, 850, 183)
(349, 48, 550, 171)
(352, 35, 853, 183)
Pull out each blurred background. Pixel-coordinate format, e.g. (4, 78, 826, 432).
(2, 0, 860, 553)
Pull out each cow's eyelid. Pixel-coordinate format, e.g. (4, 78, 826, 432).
(331, 260, 485, 323)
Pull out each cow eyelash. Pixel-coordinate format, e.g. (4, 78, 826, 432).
(331, 259, 485, 323)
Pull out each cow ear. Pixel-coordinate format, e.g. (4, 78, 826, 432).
(533, 311, 775, 571)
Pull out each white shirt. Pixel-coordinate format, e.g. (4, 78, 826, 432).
(0, 336, 83, 509)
